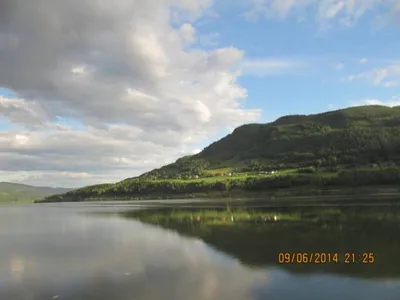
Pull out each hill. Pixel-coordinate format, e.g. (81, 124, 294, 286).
(141, 105, 400, 178)
(38, 105, 400, 202)
(0, 182, 72, 203)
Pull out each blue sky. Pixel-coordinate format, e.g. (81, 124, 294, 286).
(190, 1, 400, 143)
(1, 0, 399, 186)
(197, 4, 399, 123)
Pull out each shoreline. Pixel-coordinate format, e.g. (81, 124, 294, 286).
(35, 185, 400, 203)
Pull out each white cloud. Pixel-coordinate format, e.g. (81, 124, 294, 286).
(359, 58, 368, 64)
(244, 0, 400, 27)
(191, 148, 202, 155)
(318, 0, 345, 20)
(0, 33, 20, 50)
(0, 171, 95, 188)
(333, 62, 344, 71)
(239, 58, 304, 77)
(0, 219, 269, 299)
(384, 81, 399, 88)
(180, 23, 197, 45)
(352, 95, 400, 107)
(347, 64, 400, 87)
(0, 0, 261, 187)
(0, 96, 49, 127)
(0, 123, 214, 187)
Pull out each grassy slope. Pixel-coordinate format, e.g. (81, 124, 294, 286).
(0, 182, 72, 204)
(38, 105, 400, 202)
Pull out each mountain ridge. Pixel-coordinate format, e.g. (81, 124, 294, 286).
(38, 105, 400, 202)
(0, 182, 70, 190)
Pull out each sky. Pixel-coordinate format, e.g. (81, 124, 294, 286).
(0, 0, 399, 187)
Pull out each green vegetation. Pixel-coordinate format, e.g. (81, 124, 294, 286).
(0, 182, 71, 204)
(128, 207, 300, 226)
(124, 206, 400, 228)
(38, 105, 400, 203)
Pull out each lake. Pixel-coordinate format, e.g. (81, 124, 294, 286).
(1, 200, 400, 300)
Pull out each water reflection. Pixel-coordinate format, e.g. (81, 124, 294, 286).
(0, 204, 400, 300)
(0, 205, 267, 300)
(9, 256, 26, 282)
(123, 206, 400, 279)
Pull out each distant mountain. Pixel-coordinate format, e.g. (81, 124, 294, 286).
(0, 182, 72, 203)
(39, 105, 400, 202)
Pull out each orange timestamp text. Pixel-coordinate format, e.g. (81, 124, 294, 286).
(277, 252, 376, 264)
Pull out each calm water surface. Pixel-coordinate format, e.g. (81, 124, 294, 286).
(1, 201, 400, 300)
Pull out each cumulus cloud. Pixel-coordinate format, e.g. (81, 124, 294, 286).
(243, 0, 400, 26)
(0, 96, 49, 127)
(180, 23, 197, 45)
(0, 120, 226, 187)
(0, 0, 261, 187)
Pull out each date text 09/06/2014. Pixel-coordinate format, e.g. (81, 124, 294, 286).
(277, 252, 375, 264)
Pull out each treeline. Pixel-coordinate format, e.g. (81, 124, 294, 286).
(40, 167, 400, 202)
(139, 157, 210, 180)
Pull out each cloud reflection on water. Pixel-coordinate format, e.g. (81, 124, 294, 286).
(1, 205, 400, 300)
(0, 206, 268, 300)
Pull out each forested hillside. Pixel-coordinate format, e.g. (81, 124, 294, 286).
(38, 105, 400, 202)
(141, 105, 400, 179)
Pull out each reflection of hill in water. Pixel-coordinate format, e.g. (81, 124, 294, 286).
(123, 206, 400, 279)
